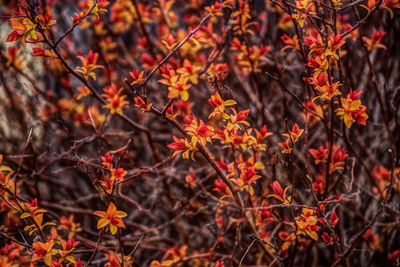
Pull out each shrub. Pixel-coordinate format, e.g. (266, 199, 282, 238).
(0, 0, 400, 266)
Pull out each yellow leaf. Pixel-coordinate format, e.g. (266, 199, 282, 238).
(24, 224, 34, 231)
(42, 222, 56, 227)
(115, 211, 128, 218)
(308, 231, 319, 241)
(0, 165, 12, 172)
(44, 253, 52, 266)
(97, 218, 109, 229)
(20, 212, 31, 219)
(109, 224, 118, 235)
(93, 210, 107, 217)
(29, 228, 37, 236)
(224, 99, 237, 106)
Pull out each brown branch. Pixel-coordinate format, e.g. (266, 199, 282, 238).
(141, 13, 212, 96)
(53, 0, 98, 47)
(340, 0, 383, 39)
(332, 156, 397, 266)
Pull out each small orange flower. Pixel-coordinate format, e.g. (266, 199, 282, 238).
(93, 202, 127, 235)
(227, 109, 250, 130)
(232, 167, 261, 195)
(58, 238, 80, 262)
(134, 96, 152, 112)
(89, 0, 110, 18)
(166, 104, 177, 119)
(6, 17, 42, 47)
(309, 146, 328, 164)
(363, 28, 387, 51)
(282, 123, 304, 143)
(110, 168, 127, 181)
(184, 118, 214, 146)
(4, 47, 25, 71)
(213, 179, 231, 197)
(382, 0, 400, 18)
(362, 229, 382, 251)
(102, 83, 120, 98)
(281, 34, 300, 51)
(278, 139, 292, 154)
(268, 181, 291, 204)
(59, 215, 82, 237)
(329, 211, 339, 228)
(104, 251, 133, 267)
(102, 84, 129, 115)
(185, 171, 196, 189)
(177, 59, 201, 84)
(311, 73, 342, 101)
(336, 92, 368, 128)
(76, 50, 103, 80)
(161, 34, 177, 51)
(104, 94, 129, 115)
(208, 92, 236, 119)
(36, 11, 57, 29)
(76, 86, 92, 100)
(278, 123, 304, 154)
(304, 29, 324, 54)
(71, 10, 85, 25)
(279, 231, 296, 258)
(32, 240, 56, 266)
(372, 165, 392, 192)
(303, 101, 323, 125)
(322, 232, 335, 245)
(167, 136, 197, 160)
(100, 152, 114, 169)
(99, 176, 115, 195)
(205, 2, 224, 16)
(307, 56, 329, 78)
(168, 77, 191, 101)
(330, 145, 348, 173)
(129, 69, 145, 85)
(295, 208, 320, 241)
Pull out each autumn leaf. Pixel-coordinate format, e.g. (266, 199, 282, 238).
(93, 202, 127, 235)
